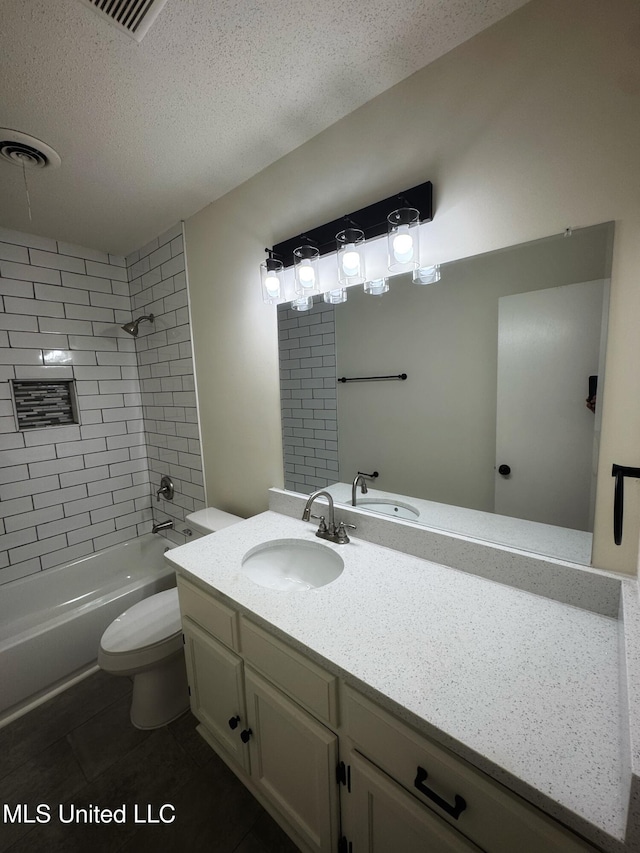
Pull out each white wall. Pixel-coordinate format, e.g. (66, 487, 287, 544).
(185, 0, 640, 574)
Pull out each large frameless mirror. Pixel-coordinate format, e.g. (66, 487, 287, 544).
(278, 221, 614, 565)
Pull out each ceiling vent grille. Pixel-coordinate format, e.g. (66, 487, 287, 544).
(79, 0, 170, 42)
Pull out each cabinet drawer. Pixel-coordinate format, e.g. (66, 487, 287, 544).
(240, 617, 338, 727)
(344, 688, 595, 853)
(346, 749, 482, 852)
(177, 576, 238, 650)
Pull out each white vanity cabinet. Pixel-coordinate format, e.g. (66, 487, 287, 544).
(177, 575, 600, 853)
(343, 749, 482, 852)
(340, 687, 597, 853)
(178, 576, 340, 853)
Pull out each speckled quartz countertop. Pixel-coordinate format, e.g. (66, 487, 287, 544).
(325, 482, 593, 565)
(166, 511, 628, 851)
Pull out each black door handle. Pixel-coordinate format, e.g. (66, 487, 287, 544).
(414, 766, 466, 820)
(240, 728, 252, 743)
(498, 464, 511, 476)
(228, 715, 240, 730)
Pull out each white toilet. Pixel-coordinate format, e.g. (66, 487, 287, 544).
(98, 506, 244, 729)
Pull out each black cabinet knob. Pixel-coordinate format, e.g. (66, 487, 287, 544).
(240, 728, 252, 743)
(498, 464, 511, 476)
(228, 715, 240, 730)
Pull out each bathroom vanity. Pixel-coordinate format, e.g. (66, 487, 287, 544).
(165, 508, 638, 853)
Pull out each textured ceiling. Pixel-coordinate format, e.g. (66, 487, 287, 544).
(0, 0, 529, 256)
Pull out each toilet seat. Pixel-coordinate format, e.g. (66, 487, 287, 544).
(98, 588, 183, 675)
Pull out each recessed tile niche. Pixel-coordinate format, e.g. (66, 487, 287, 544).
(11, 379, 80, 430)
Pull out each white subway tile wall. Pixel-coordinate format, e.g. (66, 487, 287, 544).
(0, 223, 204, 584)
(126, 223, 205, 544)
(278, 299, 339, 494)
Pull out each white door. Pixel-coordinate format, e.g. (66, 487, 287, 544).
(495, 280, 604, 530)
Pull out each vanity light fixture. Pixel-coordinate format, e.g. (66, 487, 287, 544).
(413, 264, 441, 285)
(336, 228, 366, 285)
(387, 207, 420, 273)
(364, 277, 389, 296)
(291, 295, 314, 311)
(260, 252, 284, 304)
(293, 245, 321, 297)
(324, 288, 348, 304)
(260, 180, 433, 309)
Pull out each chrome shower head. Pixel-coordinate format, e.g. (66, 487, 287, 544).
(121, 313, 154, 337)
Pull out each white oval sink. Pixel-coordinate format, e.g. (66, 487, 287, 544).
(357, 499, 419, 520)
(241, 539, 344, 591)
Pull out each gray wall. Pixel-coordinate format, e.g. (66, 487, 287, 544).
(335, 225, 612, 513)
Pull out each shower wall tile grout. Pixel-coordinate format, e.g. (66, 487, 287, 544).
(278, 298, 339, 495)
(0, 222, 205, 584)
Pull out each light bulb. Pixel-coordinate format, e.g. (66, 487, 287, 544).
(298, 264, 316, 287)
(392, 232, 414, 264)
(264, 274, 280, 296)
(341, 249, 360, 278)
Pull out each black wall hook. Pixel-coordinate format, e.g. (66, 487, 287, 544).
(611, 464, 640, 545)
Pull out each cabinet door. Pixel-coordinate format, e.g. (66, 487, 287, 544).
(244, 667, 340, 853)
(343, 750, 481, 853)
(182, 616, 250, 771)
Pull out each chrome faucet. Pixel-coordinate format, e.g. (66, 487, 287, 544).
(302, 490, 355, 544)
(351, 470, 379, 506)
(152, 519, 173, 534)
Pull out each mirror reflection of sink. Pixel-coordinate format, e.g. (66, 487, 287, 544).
(356, 499, 419, 520)
(241, 539, 344, 591)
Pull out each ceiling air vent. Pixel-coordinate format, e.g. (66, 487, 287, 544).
(79, 0, 170, 43)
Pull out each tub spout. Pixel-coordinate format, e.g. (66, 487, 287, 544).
(152, 520, 173, 534)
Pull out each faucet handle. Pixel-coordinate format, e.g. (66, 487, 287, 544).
(336, 521, 356, 544)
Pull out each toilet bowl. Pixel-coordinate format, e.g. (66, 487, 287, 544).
(98, 506, 244, 729)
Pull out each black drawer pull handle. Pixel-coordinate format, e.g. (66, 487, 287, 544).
(240, 728, 252, 743)
(414, 766, 467, 820)
(228, 715, 240, 730)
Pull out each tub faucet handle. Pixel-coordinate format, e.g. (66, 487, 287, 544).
(156, 475, 174, 502)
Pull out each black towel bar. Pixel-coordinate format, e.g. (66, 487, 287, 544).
(338, 373, 407, 383)
(611, 464, 640, 545)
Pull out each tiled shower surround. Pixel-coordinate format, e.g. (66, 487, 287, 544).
(126, 225, 205, 542)
(0, 224, 204, 585)
(278, 298, 339, 494)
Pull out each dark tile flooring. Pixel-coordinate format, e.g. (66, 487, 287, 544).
(0, 671, 300, 853)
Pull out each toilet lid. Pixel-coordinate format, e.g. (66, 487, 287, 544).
(101, 588, 182, 653)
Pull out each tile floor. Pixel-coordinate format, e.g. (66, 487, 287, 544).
(0, 671, 300, 852)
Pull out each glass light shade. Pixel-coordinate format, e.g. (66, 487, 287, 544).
(364, 277, 389, 296)
(413, 264, 441, 285)
(336, 228, 366, 285)
(291, 295, 313, 311)
(387, 208, 420, 273)
(293, 245, 320, 296)
(260, 258, 284, 303)
(324, 288, 347, 304)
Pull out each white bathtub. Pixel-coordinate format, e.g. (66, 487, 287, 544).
(0, 533, 175, 725)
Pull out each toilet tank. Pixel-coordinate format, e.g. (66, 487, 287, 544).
(185, 507, 244, 539)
